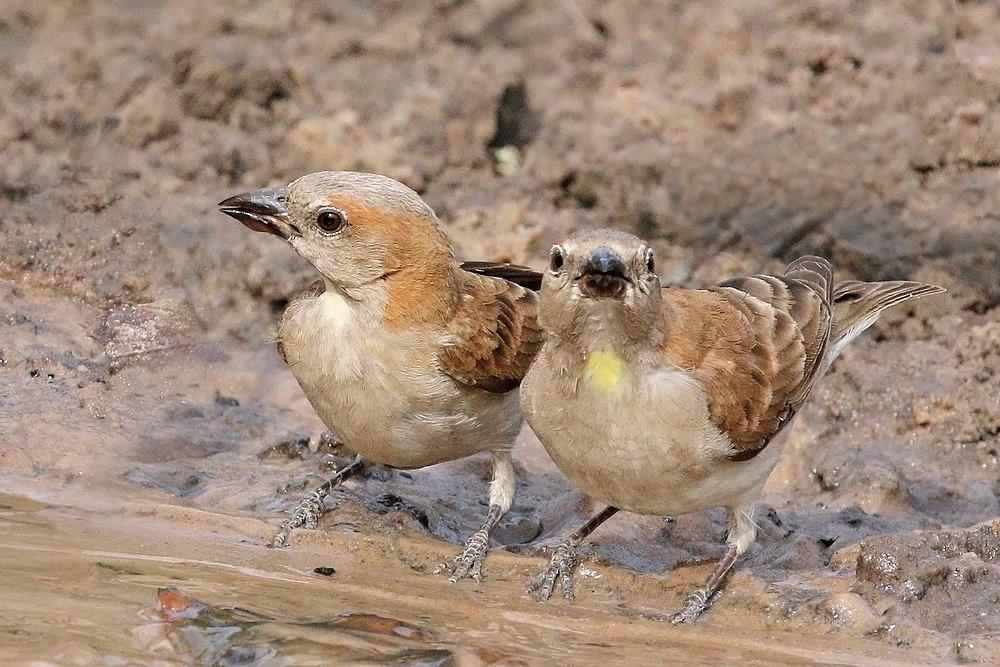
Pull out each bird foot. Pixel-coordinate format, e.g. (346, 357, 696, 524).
(436, 527, 492, 583)
(670, 588, 722, 624)
(268, 456, 364, 549)
(268, 484, 330, 548)
(525, 542, 578, 602)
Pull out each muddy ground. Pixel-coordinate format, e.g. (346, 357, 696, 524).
(1, 1, 998, 663)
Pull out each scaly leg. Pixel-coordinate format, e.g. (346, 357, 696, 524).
(437, 450, 516, 582)
(268, 455, 365, 548)
(526, 505, 620, 602)
(670, 504, 757, 624)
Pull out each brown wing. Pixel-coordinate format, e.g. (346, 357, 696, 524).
(438, 271, 543, 393)
(666, 257, 833, 461)
(459, 260, 542, 291)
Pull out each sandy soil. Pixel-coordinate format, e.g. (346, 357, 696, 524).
(1, 1, 998, 663)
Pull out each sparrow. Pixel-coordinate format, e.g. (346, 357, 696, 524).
(519, 228, 944, 622)
(219, 171, 543, 582)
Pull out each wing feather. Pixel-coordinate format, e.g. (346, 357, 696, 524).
(685, 256, 833, 460)
(458, 260, 542, 291)
(438, 271, 542, 393)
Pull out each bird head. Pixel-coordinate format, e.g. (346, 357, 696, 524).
(539, 229, 662, 347)
(219, 171, 454, 292)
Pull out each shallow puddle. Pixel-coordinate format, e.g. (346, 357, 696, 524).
(0, 492, 940, 665)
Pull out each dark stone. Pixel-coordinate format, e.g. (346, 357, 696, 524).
(485, 81, 541, 152)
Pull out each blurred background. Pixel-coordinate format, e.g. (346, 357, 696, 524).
(1, 1, 998, 663)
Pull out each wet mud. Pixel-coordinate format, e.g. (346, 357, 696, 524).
(1, 0, 998, 663)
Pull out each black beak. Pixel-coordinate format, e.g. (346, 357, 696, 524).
(218, 187, 299, 240)
(578, 247, 629, 299)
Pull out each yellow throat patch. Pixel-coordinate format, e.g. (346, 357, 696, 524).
(584, 348, 627, 394)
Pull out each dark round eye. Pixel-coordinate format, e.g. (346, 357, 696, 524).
(549, 245, 565, 271)
(644, 247, 655, 273)
(316, 209, 348, 234)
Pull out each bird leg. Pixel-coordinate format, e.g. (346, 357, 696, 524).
(670, 505, 756, 623)
(268, 454, 365, 548)
(526, 505, 619, 602)
(437, 450, 515, 583)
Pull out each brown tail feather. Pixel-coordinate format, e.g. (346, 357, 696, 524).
(826, 280, 945, 362)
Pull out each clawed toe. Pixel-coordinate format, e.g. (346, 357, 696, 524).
(268, 488, 327, 548)
(267, 456, 365, 549)
(525, 543, 577, 602)
(436, 529, 491, 583)
(670, 588, 720, 624)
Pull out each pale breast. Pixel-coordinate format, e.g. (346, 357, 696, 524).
(522, 351, 766, 515)
(278, 290, 520, 468)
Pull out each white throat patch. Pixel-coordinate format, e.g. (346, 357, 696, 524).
(315, 288, 355, 333)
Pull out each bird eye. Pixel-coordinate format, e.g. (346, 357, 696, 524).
(316, 209, 348, 234)
(550, 245, 565, 272)
(644, 247, 655, 273)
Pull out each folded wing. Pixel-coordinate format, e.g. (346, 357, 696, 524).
(681, 256, 834, 461)
(438, 271, 543, 393)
